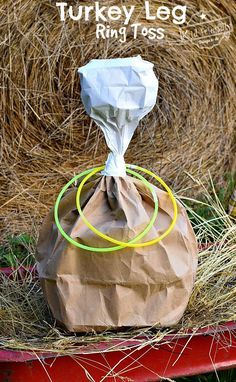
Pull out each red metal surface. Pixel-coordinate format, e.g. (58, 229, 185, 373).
(0, 266, 37, 280)
(0, 322, 235, 382)
(0, 266, 236, 381)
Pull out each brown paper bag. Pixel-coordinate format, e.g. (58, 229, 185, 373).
(36, 175, 198, 332)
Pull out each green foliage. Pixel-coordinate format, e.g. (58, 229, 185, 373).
(184, 173, 236, 242)
(217, 173, 236, 209)
(0, 234, 35, 268)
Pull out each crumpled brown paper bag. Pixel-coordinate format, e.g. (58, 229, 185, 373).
(36, 175, 198, 332)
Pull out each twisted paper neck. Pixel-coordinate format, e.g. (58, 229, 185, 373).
(78, 57, 159, 179)
(101, 152, 126, 177)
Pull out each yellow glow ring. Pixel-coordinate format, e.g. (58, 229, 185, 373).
(76, 164, 178, 247)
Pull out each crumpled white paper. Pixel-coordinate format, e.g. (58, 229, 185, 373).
(78, 56, 158, 176)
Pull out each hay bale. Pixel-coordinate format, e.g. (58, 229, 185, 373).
(0, 0, 235, 237)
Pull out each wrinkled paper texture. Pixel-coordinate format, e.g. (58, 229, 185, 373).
(78, 56, 158, 176)
(37, 57, 198, 333)
(37, 177, 198, 332)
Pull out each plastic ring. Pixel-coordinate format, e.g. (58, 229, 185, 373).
(76, 164, 178, 248)
(54, 166, 158, 252)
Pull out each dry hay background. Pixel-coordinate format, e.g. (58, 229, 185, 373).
(0, 0, 236, 240)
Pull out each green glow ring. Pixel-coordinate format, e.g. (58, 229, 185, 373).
(76, 164, 178, 248)
(54, 166, 158, 252)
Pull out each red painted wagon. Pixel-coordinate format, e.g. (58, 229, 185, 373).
(0, 267, 235, 381)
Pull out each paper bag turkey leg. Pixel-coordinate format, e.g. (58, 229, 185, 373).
(36, 56, 198, 332)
